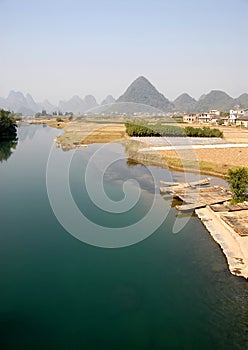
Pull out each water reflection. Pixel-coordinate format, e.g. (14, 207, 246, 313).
(0, 140, 18, 162)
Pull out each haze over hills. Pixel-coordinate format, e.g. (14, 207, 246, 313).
(0, 91, 58, 115)
(58, 95, 99, 114)
(0, 76, 248, 115)
(0, 91, 115, 116)
(101, 95, 115, 106)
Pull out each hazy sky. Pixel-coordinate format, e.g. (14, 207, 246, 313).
(0, 0, 247, 104)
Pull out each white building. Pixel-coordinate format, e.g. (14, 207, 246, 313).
(198, 113, 211, 123)
(229, 108, 248, 124)
(208, 110, 220, 117)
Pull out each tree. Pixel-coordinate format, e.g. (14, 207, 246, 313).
(227, 167, 248, 203)
(0, 140, 17, 162)
(0, 109, 17, 141)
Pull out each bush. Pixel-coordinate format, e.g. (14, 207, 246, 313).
(227, 167, 248, 203)
(184, 126, 223, 137)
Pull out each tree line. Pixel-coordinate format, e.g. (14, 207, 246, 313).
(125, 122, 223, 138)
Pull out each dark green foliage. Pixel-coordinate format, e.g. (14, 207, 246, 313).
(184, 126, 223, 138)
(125, 122, 185, 137)
(227, 167, 248, 203)
(125, 122, 223, 138)
(0, 109, 17, 141)
(0, 140, 18, 162)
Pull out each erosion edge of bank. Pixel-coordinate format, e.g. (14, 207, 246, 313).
(196, 206, 248, 280)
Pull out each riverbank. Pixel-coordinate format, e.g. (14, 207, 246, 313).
(196, 206, 248, 279)
(28, 119, 248, 177)
(130, 127, 248, 176)
(21, 119, 69, 129)
(123, 139, 233, 178)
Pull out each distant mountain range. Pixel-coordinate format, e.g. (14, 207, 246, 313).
(1, 76, 248, 115)
(117, 76, 248, 113)
(0, 91, 58, 116)
(0, 91, 116, 116)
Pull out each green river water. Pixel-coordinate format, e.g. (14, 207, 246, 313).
(0, 125, 247, 349)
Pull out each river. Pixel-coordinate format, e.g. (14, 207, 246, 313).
(0, 125, 247, 349)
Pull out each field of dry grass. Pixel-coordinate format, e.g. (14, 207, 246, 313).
(219, 126, 248, 143)
(158, 148, 248, 176)
(157, 127, 248, 176)
(56, 122, 126, 150)
(82, 124, 126, 144)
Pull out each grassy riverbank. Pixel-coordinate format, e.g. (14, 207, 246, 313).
(31, 118, 248, 177)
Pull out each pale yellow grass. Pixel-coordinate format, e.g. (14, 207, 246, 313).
(56, 123, 127, 150)
(82, 125, 126, 144)
(158, 147, 248, 176)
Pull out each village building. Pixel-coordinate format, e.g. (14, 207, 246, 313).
(183, 114, 198, 123)
(198, 113, 211, 124)
(208, 110, 220, 117)
(229, 108, 248, 124)
(235, 115, 248, 128)
(183, 109, 230, 125)
(207, 110, 223, 125)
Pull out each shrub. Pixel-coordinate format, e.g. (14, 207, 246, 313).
(227, 167, 248, 203)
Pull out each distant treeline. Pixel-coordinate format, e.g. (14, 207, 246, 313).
(125, 122, 223, 138)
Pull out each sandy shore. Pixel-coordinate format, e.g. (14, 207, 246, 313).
(196, 206, 248, 279)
